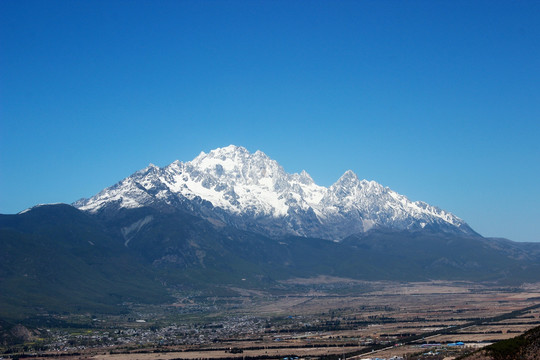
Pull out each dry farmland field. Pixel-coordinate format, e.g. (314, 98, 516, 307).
(5, 279, 540, 360)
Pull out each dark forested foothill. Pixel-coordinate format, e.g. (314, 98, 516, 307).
(1, 204, 540, 319)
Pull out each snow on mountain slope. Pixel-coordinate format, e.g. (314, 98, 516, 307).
(73, 145, 475, 239)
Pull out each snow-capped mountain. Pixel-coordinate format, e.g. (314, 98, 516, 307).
(74, 145, 476, 239)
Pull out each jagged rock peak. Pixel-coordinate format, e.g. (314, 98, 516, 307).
(188, 145, 286, 185)
(333, 170, 360, 187)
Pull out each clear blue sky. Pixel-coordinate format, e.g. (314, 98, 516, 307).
(1, 1, 539, 242)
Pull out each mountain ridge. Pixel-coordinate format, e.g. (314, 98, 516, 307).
(73, 145, 476, 240)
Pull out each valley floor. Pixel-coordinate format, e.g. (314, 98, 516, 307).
(4, 280, 540, 360)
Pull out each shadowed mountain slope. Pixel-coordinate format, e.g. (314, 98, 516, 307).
(0, 204, 171, 319)
(2, 204, 539, 319)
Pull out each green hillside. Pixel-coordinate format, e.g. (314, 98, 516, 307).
(462, 325, 540, 360)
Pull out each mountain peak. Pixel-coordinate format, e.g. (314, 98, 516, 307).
(338, 169, 359, 182)
(332, 170, 362, 191)
(296, 169, 315, 185)
(199, 145, 250, 159)
(188, 146, 284, 185)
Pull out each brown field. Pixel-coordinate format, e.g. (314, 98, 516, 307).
(90, 346, 365, 360)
